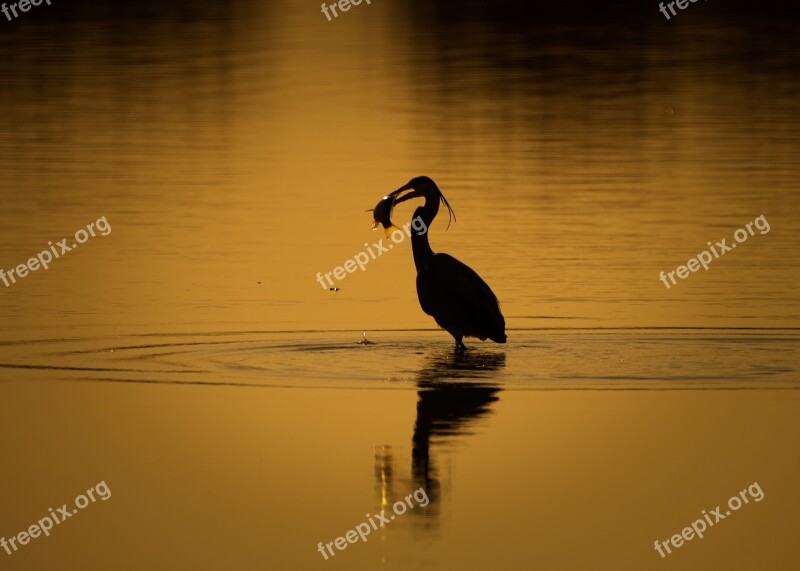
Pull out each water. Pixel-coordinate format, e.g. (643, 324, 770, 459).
(1, 0, 798, 569)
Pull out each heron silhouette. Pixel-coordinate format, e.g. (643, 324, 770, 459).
(390, 176, 506, 351)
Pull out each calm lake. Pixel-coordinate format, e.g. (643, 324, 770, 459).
(1, 0, 798, 569)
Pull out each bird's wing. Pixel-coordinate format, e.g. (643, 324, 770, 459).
(416, 253, 505, 334)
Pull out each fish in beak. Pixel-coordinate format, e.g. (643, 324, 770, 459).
(369, 185, 420, 232)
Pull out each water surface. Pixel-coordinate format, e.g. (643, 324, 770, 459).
(1, 0, 798, 569)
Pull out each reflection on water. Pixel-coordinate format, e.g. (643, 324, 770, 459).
(1, 0, 798, 337)
(1, 0, 799, 569)
(374, 348, 504, 535)
(0, 329, 798, 389)
(411, 350, 504, 522)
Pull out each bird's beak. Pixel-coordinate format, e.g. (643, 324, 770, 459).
(392, 185, 420, 204)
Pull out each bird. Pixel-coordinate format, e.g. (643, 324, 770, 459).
(389, 176, 506, 351)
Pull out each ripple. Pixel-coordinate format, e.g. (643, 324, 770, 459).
(0, 329, 797, 390)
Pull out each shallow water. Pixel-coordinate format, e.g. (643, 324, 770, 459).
(2, 329, 799, 389)
(2, 330, 799, 570)
(1, 0, 799, 569)
(1, 1, 798, 336)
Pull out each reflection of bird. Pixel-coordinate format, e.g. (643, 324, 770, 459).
(373, 348, 505, 528)
(412, 349, 505, 495)
(392, 176, 506, 351)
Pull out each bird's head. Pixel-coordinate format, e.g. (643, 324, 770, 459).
(390, 176, 456, 229)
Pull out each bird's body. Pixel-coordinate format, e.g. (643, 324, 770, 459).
(387, 176, 506, 350)
(416, 253, 506, 348)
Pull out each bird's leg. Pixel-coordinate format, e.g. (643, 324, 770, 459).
(453, 334, 467, 352)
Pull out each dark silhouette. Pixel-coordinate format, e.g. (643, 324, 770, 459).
(391, 176, 506, 350)
(412, 350, 504, 507)
(374, 348, 505, 528)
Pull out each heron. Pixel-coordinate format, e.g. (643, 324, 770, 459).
(385, 176, 506, 351)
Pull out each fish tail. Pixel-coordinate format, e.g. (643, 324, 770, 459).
(384, 224, 400, 237)
(371, 222, 400, 233)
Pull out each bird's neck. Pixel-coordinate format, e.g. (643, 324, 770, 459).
(411, 203, 437, 271)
